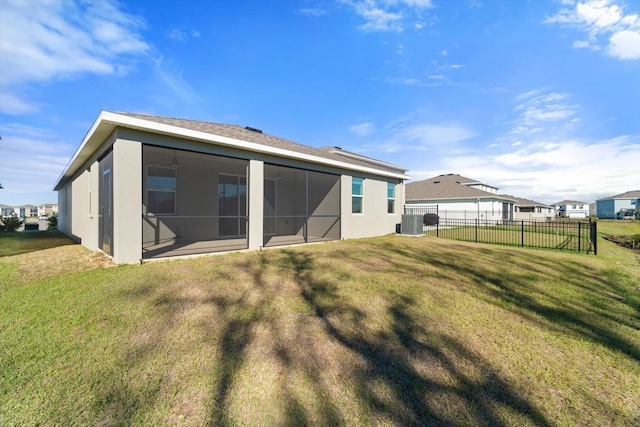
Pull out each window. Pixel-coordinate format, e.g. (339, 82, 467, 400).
(147, 166, 176, 215)
(572, 205, 577, 209)
(387, 182, 395, 214)
(352, 177, 363, 213)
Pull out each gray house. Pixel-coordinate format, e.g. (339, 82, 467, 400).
(54, 111, 408, 263)
(595, 190, 640, 219)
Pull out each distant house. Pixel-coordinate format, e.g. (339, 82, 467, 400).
(405, 174, 516, 221)
(14, 205, 38, 219)
(38, 204, 58, 216)
(0, 204, 57, 219)
(506, 196, 555, 221)
(595, 190, 640, 219)
(551, 200, 589, 219)
(54, 111, 409, 264)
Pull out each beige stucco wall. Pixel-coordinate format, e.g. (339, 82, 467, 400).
(112, 138, 142, 264)
(340, 175, 403, 239)
(248, 159, 264, 250)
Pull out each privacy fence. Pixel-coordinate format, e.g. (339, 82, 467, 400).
(403, 207, 597, 255)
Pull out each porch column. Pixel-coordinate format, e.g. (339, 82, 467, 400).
(112, 138, 142, 264)
(248, 159, 264, 250)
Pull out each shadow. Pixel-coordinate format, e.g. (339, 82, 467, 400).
(285, 249, 553, 426)
(383, 238, 640, 362)
(84, 236, 637, 425)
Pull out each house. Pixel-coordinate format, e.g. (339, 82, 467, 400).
(551, 200, 589, 218)
(0, 204, 13, 218)
(595, 190, 640, 219)
(14, 205, 38, 218)
(54, 111, 409, 264)
(405, 174, 516, 221)
(38, 204, 58, 217)
(505, 196, 555, 221)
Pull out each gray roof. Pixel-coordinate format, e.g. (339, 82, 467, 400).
(596, 190, 640, 201)
(406, 173, 515, 202)
(501, 195, 550, 208)
(117, 112, 406, 174)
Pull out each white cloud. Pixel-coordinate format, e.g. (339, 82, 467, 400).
(0, 128, 76, 204)
(167, 28, 201, 41)
(0, 0, 149, 114)
(342, 0, 433, 33)
(153, 57, 200, 103)
(511, 89, 578, 133)
(357, 5, 403, 32)
(168, 29, 188, 41)
(349, 122, 376, 136)
(608, 30, 640, 59)
(298, 8, 327, 17)
(369, 122, 475, 153)
(440, 136, 640, 203)
(545, 0, 640, 60)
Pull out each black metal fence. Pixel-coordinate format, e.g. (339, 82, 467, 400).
(423, 217, 597, 255)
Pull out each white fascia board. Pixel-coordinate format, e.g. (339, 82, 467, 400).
(110, 113, 410, 180)
(53, 110, 111, 190)
(55, 111, 409, 190)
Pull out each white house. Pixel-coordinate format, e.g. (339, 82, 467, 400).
(54, 111, 409, 264)
(405, 174, 516, 221)
(551, 200, 589, 219)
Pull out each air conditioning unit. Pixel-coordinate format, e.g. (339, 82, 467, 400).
(401, 214, 423, 235)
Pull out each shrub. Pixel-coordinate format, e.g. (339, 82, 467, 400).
(0, 216, 24, 233)
(47, 213, 58, 230)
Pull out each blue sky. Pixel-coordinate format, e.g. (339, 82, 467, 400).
(0, 0, 639, 207)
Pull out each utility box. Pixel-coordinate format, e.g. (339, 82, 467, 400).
(401, 214, 423, 235)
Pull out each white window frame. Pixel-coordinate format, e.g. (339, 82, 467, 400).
(352, 177, 363, 214)
(146, 166, 177, 216)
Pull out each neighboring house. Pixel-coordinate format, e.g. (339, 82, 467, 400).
(15, 205, 38, 218)
(38, 204, 58, 216)
(551, 200, 589, 218)
(0, 204, 56, 218)
(595, 190, 640, 219)
(54, 111, 409, 264)
(505, 196, 555, 221)
(405, 173, 516, 221)
(0, 204, 13, 218)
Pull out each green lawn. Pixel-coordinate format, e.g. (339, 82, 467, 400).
(1, 222, 639, 426)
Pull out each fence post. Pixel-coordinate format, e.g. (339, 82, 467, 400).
(475, 218, 478, 242)
(591, 220, 597, 255)
(578, 221, 581, 253)
(521, 221, 524, 247)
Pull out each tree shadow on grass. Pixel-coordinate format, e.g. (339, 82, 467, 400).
(382, 239, 640, 362)
(284, 249, 553, 426)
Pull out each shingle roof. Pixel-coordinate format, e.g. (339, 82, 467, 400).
(406, 173, 514, 201)
(596, 190, 640, 201)
(116, 112, 406, 174)
(501, 195, 550, 207)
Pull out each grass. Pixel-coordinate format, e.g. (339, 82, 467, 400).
(426, 220, 595, 253)
(0, 229, 75, 257)
(1, 223, 639, 426)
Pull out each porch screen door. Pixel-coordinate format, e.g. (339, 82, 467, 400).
(99, 151, 114, 256)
